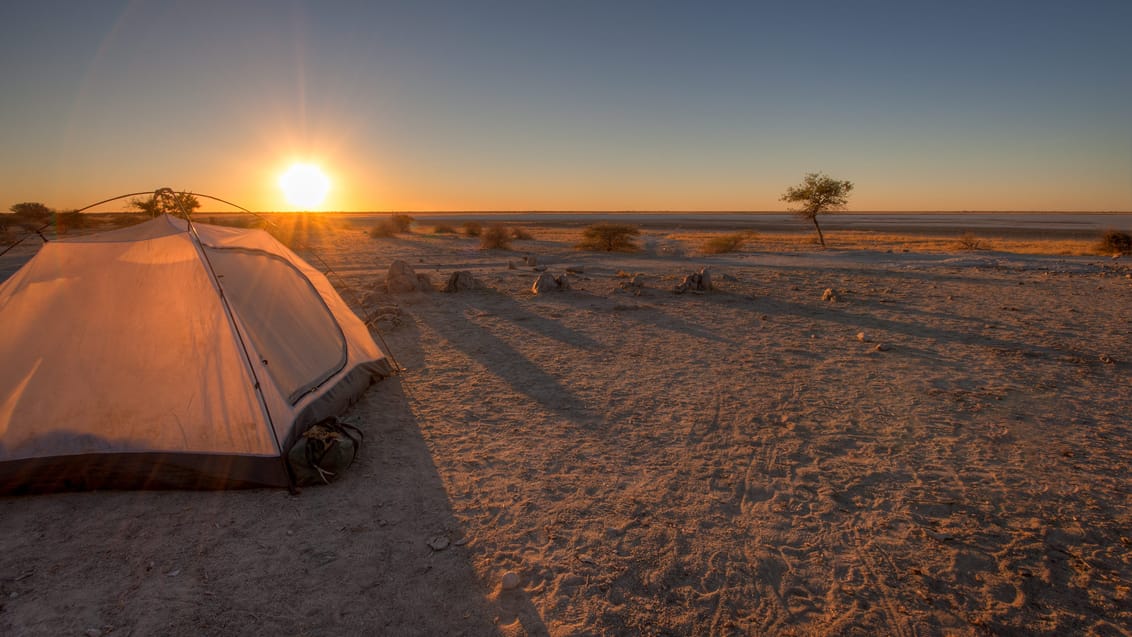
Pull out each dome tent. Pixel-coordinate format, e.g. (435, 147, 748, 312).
(0, 214, 392, 493)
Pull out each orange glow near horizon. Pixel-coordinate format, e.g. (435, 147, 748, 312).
(278, 163, 331, 211)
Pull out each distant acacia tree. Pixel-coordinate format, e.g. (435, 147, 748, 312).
(577, 223, 640, 252)
(9, 201, 55, 231)
(10, 202, 53, 220)
(780, 173, 854, 248)
(130, 190, 200, 218)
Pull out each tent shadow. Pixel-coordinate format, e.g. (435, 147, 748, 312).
(0, 375, 546, 636)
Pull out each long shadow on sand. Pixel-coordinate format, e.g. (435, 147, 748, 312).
(749, 294, 1089, 366)
(460, 289, 603, 351)
(413, 294, 595, 422)
(535, 289, 738, 345)
(0, 376, 547, 636)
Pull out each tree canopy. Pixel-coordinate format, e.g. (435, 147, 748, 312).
(9, 202, 53, 220)
(780, 173, 853, 248)
(130, 190, 200, 218)
(576, 223, 640, 252)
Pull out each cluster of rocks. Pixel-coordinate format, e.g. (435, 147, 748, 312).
(442, 270, 484, 293)
(620, 274, 646, 295)
(674, 268, 712, 294)
(385, 260, 485, 294)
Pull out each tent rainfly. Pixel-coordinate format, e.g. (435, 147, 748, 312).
(0, 215, 392, 493)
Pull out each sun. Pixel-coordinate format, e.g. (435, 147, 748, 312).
(278, 163, 331, 210)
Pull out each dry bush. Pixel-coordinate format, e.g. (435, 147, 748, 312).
(577, 223, 640, 252)
(433, 223, 457, 234)
(702, 232, 748, 254)
(955, 231, 984, 251)
(511, 226, 534, 240)
(1098, 229, 1132, 255)
(369, 220, 398, 238)
(462, 221, 482, 237)
(369, 214, 414, 238)
(479, 224, 513, 250)
(390, 214, 414, 233)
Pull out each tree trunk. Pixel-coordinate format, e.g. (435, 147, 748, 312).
(812, 217, 826, 248)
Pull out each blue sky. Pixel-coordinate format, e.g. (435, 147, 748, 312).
(1, 0, 1129, 211)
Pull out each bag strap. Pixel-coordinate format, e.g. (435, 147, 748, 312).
(305, 432, 339, 484)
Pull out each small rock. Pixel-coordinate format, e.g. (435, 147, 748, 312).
(674, 268, 712, 294)
(874, 343, 889, 352)
(427, 535, 450, 551)
(822, 288, 838, 302)
(565, 265, 584, 274)
(533, 265, 548, 272)
(523, 255, 538, 266)
(1099, 354, 1115, 364)
(501, 571, 521, 590)
(698, 268, 712, 290)
(856, 332, 868, 342)
(386, 260, 421, 293)
(532, 272, 570, 294)
(442, 271, 484, 293)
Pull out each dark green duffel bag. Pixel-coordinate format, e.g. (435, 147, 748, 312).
(287, 418, 364, 486)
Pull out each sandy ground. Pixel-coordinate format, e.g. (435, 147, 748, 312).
(2, 220, 1131, 636)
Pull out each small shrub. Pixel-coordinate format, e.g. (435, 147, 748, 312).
(955, 231, 984, 251)
(433, 223, 457, 234)
(369, 220, 398, 238)
(479, 224, 513, 250)
(577, 223, 640, 252)
(390, 214, 414, 233)
(369, 214, 414, 238)
(462, 221, 482, 237)
(511, 226, 534, 240)
(702, 232, 747, 254)
(1098, 229, 1132, 255)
